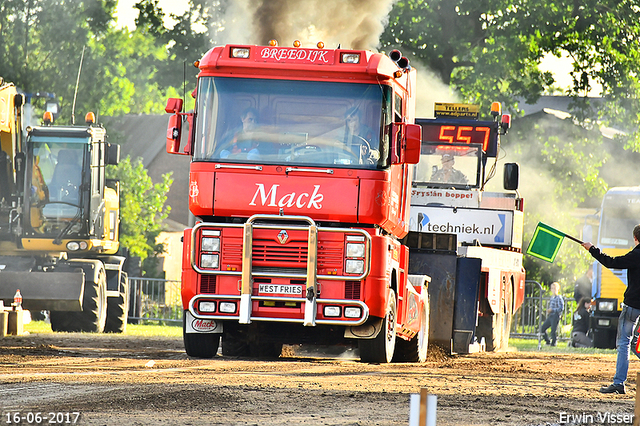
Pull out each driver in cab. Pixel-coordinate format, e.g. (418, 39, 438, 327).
(430, 153, 468, 185)
(343, 107, 378, 165)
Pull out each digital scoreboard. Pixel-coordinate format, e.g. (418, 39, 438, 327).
(416, 118, 500, 157)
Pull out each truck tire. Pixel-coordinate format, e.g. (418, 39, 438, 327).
(104, 272, 129, 333)
(222, 322, 251, 357)
(251, 340, 283, 359)
(359, 289, 397, 363)
(393, 295, 429, 363)
(477, 309, 507, 352)
(50, 265, 108, 333)
(183, 312, 220, 358)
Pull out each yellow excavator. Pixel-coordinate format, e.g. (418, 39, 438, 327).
(0, 78, 128, 332)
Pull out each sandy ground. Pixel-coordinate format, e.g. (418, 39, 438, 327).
(0, 332, 636, 426)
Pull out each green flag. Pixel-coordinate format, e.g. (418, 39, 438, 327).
(526, 222, 566, 262)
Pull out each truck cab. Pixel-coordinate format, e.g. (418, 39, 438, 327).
(167, 42, 428, 363)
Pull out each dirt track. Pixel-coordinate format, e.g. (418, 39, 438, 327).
(0, 331, 636, 426)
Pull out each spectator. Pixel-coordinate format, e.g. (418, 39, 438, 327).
(582, 224, 640, 394)
(570, 297, 593, 348)
(573, 265, 593, 303)
(541, 282, 564, 346)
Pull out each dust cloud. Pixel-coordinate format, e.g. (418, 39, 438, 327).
(209, 0, 459, 117)
(213, 0, 395, 50)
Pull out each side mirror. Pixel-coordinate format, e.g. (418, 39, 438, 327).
(404, 124, 421, 164)
(166, 113, 183, 154)
(165, 98, 183, 114)
(503, 162, 519, 190)
(165, 98, 186, 155)
(105, 142, 120, 165)
(390, 123, 422, 164)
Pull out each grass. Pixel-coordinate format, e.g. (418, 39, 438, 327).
(509, 337, 616, 355)
(23, 320, 182, 338)
(18, 321, 616, 353)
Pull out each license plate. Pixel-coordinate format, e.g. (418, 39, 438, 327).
(258, 284, 303, 295)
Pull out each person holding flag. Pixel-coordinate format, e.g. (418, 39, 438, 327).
(582, 224, 640, 394)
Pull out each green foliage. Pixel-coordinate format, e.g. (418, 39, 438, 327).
(381, 0, 640, 143)
(107, 156, 173, 273)
(0, 0, 205, 120)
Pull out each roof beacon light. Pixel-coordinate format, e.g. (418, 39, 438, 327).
(193, 60, 200, 68)
(85, 112, 95, 124)
(491, 102, 502, 118)
(269, 39, 278, 47)
(43, 111, 53, 125)
(230, 47, 250, 59)
(317, 41, 325, 49)
(293, 40, 301, 48)
(500, 114, 511, 134)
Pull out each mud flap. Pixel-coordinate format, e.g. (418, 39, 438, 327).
(345, 317, 383, 339)
(184, 310, 223, 334)
(0, 271, 85, 311)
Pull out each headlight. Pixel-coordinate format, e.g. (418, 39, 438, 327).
(66, 241, 80, 251)
(598, 301, 615, 312)
(324, 306, 341, 317)
(199, 301, 216, 312)
(201, 253, 219, 269)
(345, 259, 364, 274)
(202, 237, 220, 252)
(346, 242, 365, 258)
(230, 47, 250, 58)
(341, 53, 360, 64)
(598, 318, 611, 327)
(219, 302, 237, 313)
(344, 307, 362, 318)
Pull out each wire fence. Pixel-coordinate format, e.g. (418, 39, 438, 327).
(128, 277, 182, 325)
(511, 280, 577, 343)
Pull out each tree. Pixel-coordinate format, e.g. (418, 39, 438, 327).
(0, 0, 190, 121)
(381, 0, 640, 139)
(107, 156, 173, 277)
(381, 0, 640, 286)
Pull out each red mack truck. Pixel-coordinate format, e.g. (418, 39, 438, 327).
(407, 103, 526, 352)
(165, 41, 428, 362)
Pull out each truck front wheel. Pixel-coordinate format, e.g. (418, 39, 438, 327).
(359, 289, 397, 363)
(183, 312, 221, 358)
(393, 295, 429, 363)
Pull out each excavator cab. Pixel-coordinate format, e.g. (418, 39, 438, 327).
(21, 118, 120, 254)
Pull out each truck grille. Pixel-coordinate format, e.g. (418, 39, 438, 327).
(222, 235, 344, 270)
(345, 281, 361, 299)
(200, 275, 217, 293)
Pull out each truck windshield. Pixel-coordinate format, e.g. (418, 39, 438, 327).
(413, 143, 481, 189)
(599, 192, 640, 247)
(27, 136, 87, 234)
(193, 77, 390, 169)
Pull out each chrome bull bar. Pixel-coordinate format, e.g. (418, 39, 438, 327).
(190, 214, 372, 326)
